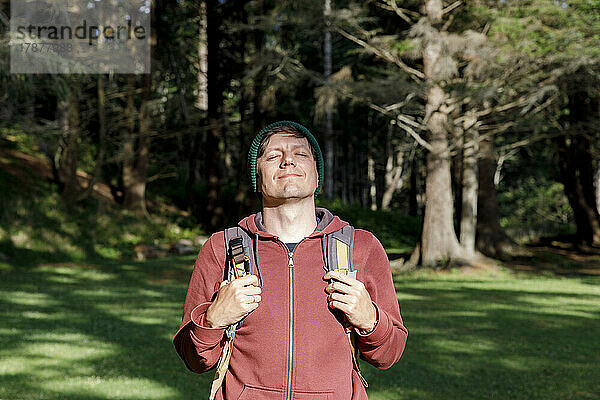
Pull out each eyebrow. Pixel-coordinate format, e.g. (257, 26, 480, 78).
(264, 144, 310, 153)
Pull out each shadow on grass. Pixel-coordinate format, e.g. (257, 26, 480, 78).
(1, 259, 599, 400)
(0, 256, 214, 400)
(0, 169, 105, 264)
(361, 275, 600, 400)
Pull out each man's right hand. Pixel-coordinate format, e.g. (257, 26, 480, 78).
(204, 274, 261, 329)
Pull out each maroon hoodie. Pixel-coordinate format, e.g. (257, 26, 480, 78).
(173, 208, 407, 400)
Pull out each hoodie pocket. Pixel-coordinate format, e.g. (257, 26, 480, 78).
(292, 390, 333, 400)
(236, 384, 283, 400)
(236, 385, 333, 400)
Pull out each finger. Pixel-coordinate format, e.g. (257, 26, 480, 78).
(324, 271, 356, 285)
(329, 292, 354, 304)
(328, 300, 349, 313)
(241, 286, 262, 296)
(325, 280, 352, 295)
(232, 274, 259, 287)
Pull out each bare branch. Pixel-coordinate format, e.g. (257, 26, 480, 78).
(394, 118, 433, 151)
(375, 1, 421, 18)
(498, 132, 564, 152)
(335, 27, 424, 80)
(388, 0, 413, 24)
(442, 1, 462, 15)
(147, 172, 178, 183)
(384, 93, 417, 112)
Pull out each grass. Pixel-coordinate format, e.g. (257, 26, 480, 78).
(0, 168, 205, 265)
(1, 258, 598, 400)
(316, 199, 421, 253)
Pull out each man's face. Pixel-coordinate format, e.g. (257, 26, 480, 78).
(256, 133, 318, 202)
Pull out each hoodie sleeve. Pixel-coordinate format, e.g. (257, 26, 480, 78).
(354, 229, 408, 369)
(173, 232, 227, 374)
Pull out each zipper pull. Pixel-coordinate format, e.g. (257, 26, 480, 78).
(288, 252, 294, 268)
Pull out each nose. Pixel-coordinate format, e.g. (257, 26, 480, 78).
(281, 151, 295, 167)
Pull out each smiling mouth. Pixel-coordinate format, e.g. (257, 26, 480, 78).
(279, 173, 301, 179)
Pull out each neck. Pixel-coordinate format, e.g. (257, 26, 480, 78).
(261, 196, 317, 243)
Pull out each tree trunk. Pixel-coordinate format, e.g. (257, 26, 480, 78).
(196, 0, 209, 112)
(323, 0, 334, 199)
(186, 0, 208, 209)
(204, 0, 225, 229)
(460, 127, 478, 256)
(122, 1, 156, 217)
(595, 159, 600, 215)
(451, 120, 463, 237)
(420, 85, 463, 266)
(368, 154, 377, 211)
(381, 125, 405, 210)
(122, 77, 151, 217)
(555, 134, 600, 245)
(78, 75, 106, 201)
(553, 91, 600, 245)
(476, 135, 516, 256)
(409, 153, 419, 216)
(253, 1, 266, 134)
(414, 0, 463, 266)
(367, 125, 377, 210)
(57, 89, 80, 203)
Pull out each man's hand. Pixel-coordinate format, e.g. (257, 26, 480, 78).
(205, 275, 261, 329)
(324, 271, 377, 333)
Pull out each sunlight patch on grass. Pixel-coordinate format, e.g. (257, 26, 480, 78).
(121, 315, 167, 325)
(139, 289, 168, 298)
(368, 388, 424, 400)
(516, 294, 600, 308)
(427, 337, 497, 354)
(34, 266, 116, 282)
(499, 356, 547, 372)
(22, 342, 116, 361)
(40, 377, 179, 399)
(0, 291, 60, 306)
(396, 292, 428, 301)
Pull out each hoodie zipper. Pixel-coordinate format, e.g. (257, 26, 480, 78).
(284, 241, 301, 400)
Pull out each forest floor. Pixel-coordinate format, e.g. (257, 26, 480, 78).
(504, 238, 600, 275)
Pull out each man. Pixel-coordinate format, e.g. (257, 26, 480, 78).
(173, 121, 408, 400)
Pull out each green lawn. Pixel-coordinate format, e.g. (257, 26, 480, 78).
(1, 259, 599, 400)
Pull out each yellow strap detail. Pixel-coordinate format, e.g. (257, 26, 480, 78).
(209, 259, 249, 400)
(348, 332, 369, 388)
(209, 339, 234, 400)
(336, 240, 349, 271)
(334, 239, 368, 388)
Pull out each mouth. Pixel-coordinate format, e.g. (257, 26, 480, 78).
(278, 173, 302, 179)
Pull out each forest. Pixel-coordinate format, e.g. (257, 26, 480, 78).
(2, 0, 600, 268)
(1, 1, 600, 399)
(3, 0, 600, 270)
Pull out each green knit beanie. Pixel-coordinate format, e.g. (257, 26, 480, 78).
(248, 121, 324, 196)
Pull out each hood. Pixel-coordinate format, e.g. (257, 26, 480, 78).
(238, 207, 348, 239)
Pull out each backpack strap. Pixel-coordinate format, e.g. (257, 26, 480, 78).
(209, 227, 259, 400)
(324, 225, 356, 278)
(324, 225, 368, 388)
(224, 227, 257, 282)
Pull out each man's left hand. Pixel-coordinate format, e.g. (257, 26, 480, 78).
(324, 271, 377, 333)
